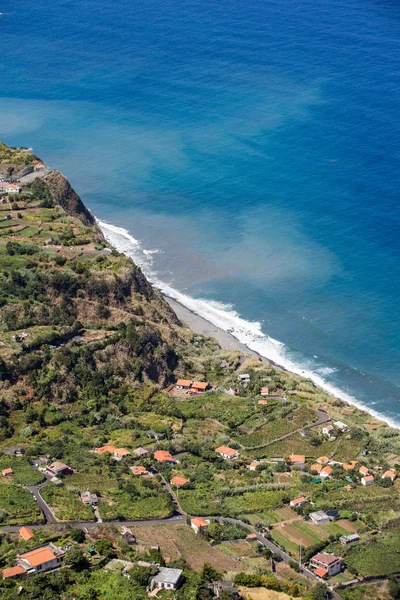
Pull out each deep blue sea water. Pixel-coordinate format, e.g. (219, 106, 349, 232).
(1, 0, 400, 423)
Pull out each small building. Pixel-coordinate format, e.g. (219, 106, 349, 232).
(239, 373, 250, 381)
(191, 517, 209, 534)
(175, 379, 192, 390)
(246, 533, 258, 542)
(260, 387, 270, 396)
(0, 182, 21, 194)
(361, 475, 374, 486)
(215, 446, 239, 460)
(310, 463, 322, 473)
(46, 461, 74, 477)
(342, 463, 355, 471)
(19, 527, 34, 542)
(258, 399, 268, 405)
(170, 476, 189, 486)
(333, 421, 349, 433)
(383, 470, 396, 481)
(150, 567, 183, 591)
(6, 447, 24, 457)
(96, 445, 117, 455)
(191, 381, 209, 393)
(80, 491, 98, 505)
(322, 425, 334, 436)
(340, 533, 360, 545)
(316, 456, 330, 465)
(154, 450, 175, 464)
(310, 552, 344, 578)
(34, 162, 46, 170)
(289, 454, 305, 467)
(359, 466, 369, 476)
(133, 447, 150, 458)
(130, 465, 149, 476)
(213, 581, 241, 599)
(248, 461, 260, 471)
(326, 509, 339, 521)
(320, 465, 333, 479)
(290, 496, 309, 508)
(2, 565, 26, 579)
(2, 468, 13, 477)
(309, 511, 331, 526)
(120, 526, 136, 545)
(114, 448, 130, 460)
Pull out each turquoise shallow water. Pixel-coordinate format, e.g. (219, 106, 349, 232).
(1, 0, 400, 423)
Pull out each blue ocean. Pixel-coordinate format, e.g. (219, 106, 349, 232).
(1, 0, 400, 424)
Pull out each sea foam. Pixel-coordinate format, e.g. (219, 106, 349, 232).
(98, 219, 400, 430)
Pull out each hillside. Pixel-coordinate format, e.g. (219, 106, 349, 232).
(1, 142, 400, 600)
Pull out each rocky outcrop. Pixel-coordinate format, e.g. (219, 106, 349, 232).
(43, 170, 95, 227)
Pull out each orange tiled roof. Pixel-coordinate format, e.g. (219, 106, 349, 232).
(191, 517, 208, 528)
(97, 445, 117, 454)
(19, 547, 56, 567)
(363, 475, 374, 482)
(176, 379, 192, 387)
(2, 566, 26, 579)
(154, 450, 174, 462)
(317, 456, 330, 464)
(342, 463, 354, 470)
(258, 399, 268, 405)
(170, 476, 189, 486)
(260, 387, 269, 393)
(383, 470, 396, 479)
(311, 463, 322, 472)
(359, 466, 369, 475)
(192, 381, 208, 391)
(115, 448, 130, 457)
(2, 468, 12, 475)
(321, 465, 333, 475)
(19, 527, 34, 541)
(216, 446, 238, 457)
(249, 461, 260, 468)
(130, 465, 148, 476)
(291, 496, 307, 506)
(314, 568, 328, 578)
(289, 455, 305, 463)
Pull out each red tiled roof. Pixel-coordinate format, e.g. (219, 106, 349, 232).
(19, 547, 56, 567)
(97, 445, 117, 454)
(2, 468, 13, 476)
(192, 381, 208, 391)
(314, 568, 328, 578)
(19, 527, 34, 541)
(2, 566, 26, 579)
(154, 450, 174, 462)
(170, 476, 189, 486)
(130, 466, 148, 475)
(176, 379, 192, 387)
(216, 446, 238, 457)
(289, 455, 305, 463)
(191, 517, 208, 528)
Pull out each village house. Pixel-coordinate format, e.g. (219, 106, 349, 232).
(383, 470, 396, 481)
(333, 421, 349, 433)
(361, 475, 374, 486)
(215, 446, 239, 460)
(239, 373, 250, 381)
(149, 567, 183, 591)
(170, 475, 189, 486)
(310, 552, 344, 578)
(113, 448, 130, 460)
(310, 463, 322, 473)
(133, 447, 150, 458)
(2, 544, 65, 579)
(340, 533, 360, 545)
(19, 527, 34, 542)
(320, 465, 333, 479)
(0, 182, 21, 194)
(316, 456, 330, 464)
(322, 425, 334, 436)
(191, 381, 209, 393)
(175, 379, 192, 390)
(191, 517, 209, 534)
(2, 468, 13, 477)
(359, 466, 369, 476)
(130, 465, 149, 476)
(46, 461, 74, 477)
(248, 461, 260, 471)
(95, 445, 130, 460)
(258, 399, 268, 405)
(154, 450, 175, 464)
(289, 454, 305, 467)
(309, 511, 331, 526)
(260, 387, 270, 396)
(246, 533, 258, 542)
(120, 526, 136, 545)
(290, 496, 309, 508)
(80, 491, 98, 505)
(342, 463, 355, 471)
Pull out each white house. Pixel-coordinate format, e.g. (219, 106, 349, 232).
(150, 567, 183, 591)
(333, 421, 349, 433)
(2, 545, 65, 579)
(0, 182, 21, 194)
(310, 553, 344, 578)
(309, 511, 331, 526)
(215, 446, 239, 459)
(322, 425, 334, 436)
(191, 517, 209, 534)
(290, 496, 309, 508)
(361, 475, 374, 486)
(340, 533, 360, 545)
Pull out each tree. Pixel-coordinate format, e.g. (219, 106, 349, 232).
(200, 562, 222, 583)
(65, 547, 89, 571)
(389, 577, 400, 599)
(94, 538, 115, 557)
(70, 527, 86, 543)
(309, 582, 330, 600)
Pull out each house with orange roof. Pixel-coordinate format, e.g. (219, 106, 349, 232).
(260, 387, 270, 396)
(170, 476, 189, 486)
(290, 496, 309, 508)
(114, 448, 130, 460)
(19, 527, 34, 542)
(130, 465, 149, 476)
(215, 446, 239, 460)
(316, 456, 330, 464)
(320, 465, 333, 479)
(2, 468, 13, 477)
(191, 381, 209, 393)
(289, 455, 305, 467)
(310, 552, 344, 578)
(3, 544, 65, 578)
(96, 445, 117, 455)
(359, 466, 369, 476)
(342, 463, 355, 471)
(248, 461, 260, 471)
(0, 183, 21, 194)
(246, 533, 258, 542)
(154, 450, 175, 464)
(175, 379, 192, 390)
(95, 445, 130, 460)
(361, 475, 374, 486)
(310, 463, 322, 473)
(258, 399, 268, 405)
(191, 517, 209, 534)
(2, 566, 26, 579)
(382, 470, 396, 482)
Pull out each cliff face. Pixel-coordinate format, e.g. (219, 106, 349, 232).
(43, 171, 96, 227)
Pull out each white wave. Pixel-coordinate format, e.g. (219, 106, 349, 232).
(98, 219, 400, 430)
